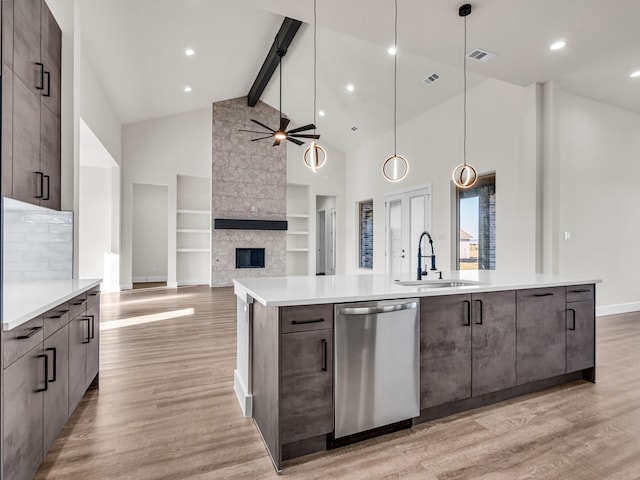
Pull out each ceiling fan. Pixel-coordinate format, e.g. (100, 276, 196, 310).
(240, 48, 319, 146)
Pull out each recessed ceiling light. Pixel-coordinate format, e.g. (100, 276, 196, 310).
(346, 83, 355, 92)
(388, 46, 397, 55)
(318, 110, 325, 117)
(184, 86, 192, 92)
(185, 48, 195, 56)
(631, 70, 640, 78)
(550, 40, 566, 51)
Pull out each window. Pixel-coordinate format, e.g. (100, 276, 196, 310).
(456, 173, 496, 270)
(359, 200, 374, 269)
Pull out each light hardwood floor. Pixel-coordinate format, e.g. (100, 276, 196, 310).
(36, 287, 640, 479)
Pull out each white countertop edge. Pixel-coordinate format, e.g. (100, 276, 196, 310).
(3, 279, 102, 331)
(233, 275, 601, 308)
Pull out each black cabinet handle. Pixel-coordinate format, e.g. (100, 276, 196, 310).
(463, 300, 471, 326)
(291, 318, 324, 325)
(89, 315, 95, 340)
(43, 70, 50, 97)
(72, 299, 86, 306)
(43, 175, 50, 200)
(88, 292, 99, 297)
(82, 318, 91, 344)
(48, 310, 69, 319)
(36, 171, 44, 198)
(37, 354, 49, 392)
(567, 308, 576, 331)
(534, 293, 554, 297)
(36, 62, 44, 90)
(45, 347, 57, 382)
(569, 289, 590, 293)
(321, 339, 328, 372)
(17, 326, 43, 339)
(475, 299, 483, 325)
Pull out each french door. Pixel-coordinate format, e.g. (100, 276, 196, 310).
(385, 187, 431, 275)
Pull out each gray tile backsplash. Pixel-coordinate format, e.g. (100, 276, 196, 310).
(3, 200, 73, 281)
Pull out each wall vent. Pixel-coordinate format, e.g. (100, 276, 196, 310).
(423, 73, 441, 85)
(467, 49, 496, 62)
(351, 126, 358, 131)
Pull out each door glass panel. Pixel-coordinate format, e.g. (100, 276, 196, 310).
(388, 199, 402, 274)
(409, 195, 425, 275)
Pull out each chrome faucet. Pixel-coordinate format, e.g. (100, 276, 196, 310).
(417, 231, 437, 280)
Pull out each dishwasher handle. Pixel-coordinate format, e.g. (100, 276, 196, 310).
(338, 301, 417, 316)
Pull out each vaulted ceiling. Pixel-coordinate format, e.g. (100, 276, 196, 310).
(79, 0, 640, 154)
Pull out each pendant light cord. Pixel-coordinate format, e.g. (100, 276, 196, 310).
(393, 0, 398, 156)
(313, 0, 317, 136)
(463, 14, 467, 167)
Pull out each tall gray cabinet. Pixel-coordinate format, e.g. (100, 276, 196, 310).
(2, 0, 62, 210)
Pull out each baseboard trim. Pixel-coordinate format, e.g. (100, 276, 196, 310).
(132, 276, 168, 283)
(596, 302, 640, 317)
(120, 283, 133, 291)
(234, 369, 252, 417)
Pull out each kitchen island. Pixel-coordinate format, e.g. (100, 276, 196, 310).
(234, 271, 599, 473)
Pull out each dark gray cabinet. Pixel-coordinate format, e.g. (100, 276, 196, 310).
(40, 0, 61, 116)
(3, 344, 44, 480)
(12, 0, 40, 95)
(420, 295, 471, 409)
(566, 286, 595, 373)
(43, 323, 69, 454)
(516, 287, 567, 385)
(86, 300, 100, 385)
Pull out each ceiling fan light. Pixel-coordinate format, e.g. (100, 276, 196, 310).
(274, 130, 287, 140)
(304, 141, 327, 171)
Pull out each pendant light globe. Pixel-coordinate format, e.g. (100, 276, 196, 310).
(304, 141, 328, 171)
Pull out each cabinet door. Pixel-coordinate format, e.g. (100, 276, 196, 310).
(12, 73, 41, 205)
(13, 0, 41, 94)
(2, 0, 15, 69)
(471, 291, 517, 396)
(43, 324, 69, 454)
(516, 287, 566, 385)
(566, 299, 595, 373)
(420, 295, 472, 409)
(68, 314, 89, 414)
(40, 1, 61, 116)
(280, 329, 333, 444)
(86, 301, 100, 385)
(2, 64, 13, 198)
(3, 345, 44, 480)
(39, 102, 61, 209)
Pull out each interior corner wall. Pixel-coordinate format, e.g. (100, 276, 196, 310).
(344, 78, 534, 276)
(121, 108, 211, 289)
(287, 139, 347, 274)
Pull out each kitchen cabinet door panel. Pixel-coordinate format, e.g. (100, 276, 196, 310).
(420, 295, 472, 409)
(2, 0, 15, 68)
(86, 301, 100, 385)
(471, 290, 516, 396)
(40, 1, 61, 116)
(13, 0, 41, 94)
(2, 64, 13, 198)
(68, 315, 89, 414)
(566, 299, 595, 373)
(516, 287, 567, 385)
(43, 324, 70, 454)
(39, 104, 61, 209)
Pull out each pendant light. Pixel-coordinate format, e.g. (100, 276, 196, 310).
(303, 0, 327, 171)
(452, 3, 478, 189)
(382, 0, 408, 182)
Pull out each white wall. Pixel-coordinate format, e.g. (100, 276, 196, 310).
(344, 79, 534, 275)
(546, 85, 640, 313)
(121, 108, 211, 289)
(287, 140, 347, 274)
(132, 184, 168, 282)
(78, 166, 111, 279)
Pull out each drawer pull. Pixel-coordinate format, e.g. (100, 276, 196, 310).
(49, 310, 69, 319)
(17, 326, 43, 339)
(37, 354, 49, 392)
(321, 339, 328, 372)
(291, 318, 325, 325)
(45, 347, 57, 382)
(463, 300, 471, 326)
(82, 318, 91, 344)
(72, 299, 86, 306)
(88, 292, 99, 297)
(88, 315, 96, 340)
(569, 289, 590, 293)
(567, 308, 577, 331)
(475, 299, 483, 325)
(533, 293, 554, 297)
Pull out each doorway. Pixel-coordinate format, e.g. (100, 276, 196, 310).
(316, 195, 337, 275)
(385, 186, 432, 275)
(132, 184, 169, 287)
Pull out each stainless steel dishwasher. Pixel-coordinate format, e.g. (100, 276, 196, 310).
(334, 298, 420, 439)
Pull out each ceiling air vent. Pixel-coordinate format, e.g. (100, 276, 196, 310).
(423, 73, 441, 85)
(467, 49, 496, 62)
(351, 126, 358, 132)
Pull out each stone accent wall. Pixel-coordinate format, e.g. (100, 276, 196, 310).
(211, 97, 286, 286)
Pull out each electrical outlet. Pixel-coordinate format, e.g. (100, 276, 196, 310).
(564, 232, 571, 240)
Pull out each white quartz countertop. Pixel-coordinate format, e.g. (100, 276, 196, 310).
(233, 271, 601, 307)
(3, 279, 102, 330)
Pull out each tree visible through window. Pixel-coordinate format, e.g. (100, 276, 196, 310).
(359, 200, 373, 269)
(456, 174, 495, 270)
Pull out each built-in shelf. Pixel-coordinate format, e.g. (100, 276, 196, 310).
(177, 229, 210, 234)
(177, 209, 209, 215)
(287, 231, 309, 235)
(177, 175, 211, 286)
(177, 248, 210, 253)
(286, 248, 309, 252)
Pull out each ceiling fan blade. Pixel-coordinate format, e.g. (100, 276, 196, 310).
(273, 139, 281, 146)
(251, 119, 275, 132)
(239, 129, 272, 134)
(251, 135, 274, 141)
(279, 117, 291, 131)
(287, 137, 305, 146)
(287, 123, 316, 134)
(290, 134, 321, 139)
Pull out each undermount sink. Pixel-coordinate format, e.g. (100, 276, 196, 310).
(394, 279, 483, 288)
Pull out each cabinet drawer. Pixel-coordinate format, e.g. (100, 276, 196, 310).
(86, 286, 100, 308)
(566, 284, 594, 303)
(3, 315, 44, 369)
(68, 292, 87, 320)
(281, 304, 334, 333)
(43, 302, 70, 338)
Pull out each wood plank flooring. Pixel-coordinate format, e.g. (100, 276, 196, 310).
(35, 287, 640, 479)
